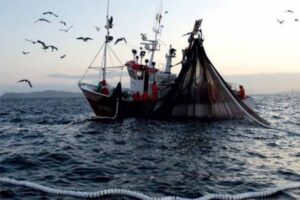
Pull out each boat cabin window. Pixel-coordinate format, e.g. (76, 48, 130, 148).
(136, 71, 144, 80)
(128, 68, 144, 80)
(128, 69, 137, 79)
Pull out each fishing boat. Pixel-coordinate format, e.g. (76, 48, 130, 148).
(78, 1, 175, 119)
(78, 2, 270, 127)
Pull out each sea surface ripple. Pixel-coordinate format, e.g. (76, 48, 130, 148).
(0, 93, 299, 199)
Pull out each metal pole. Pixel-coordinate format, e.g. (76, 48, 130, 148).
(102, 0, 110, 81)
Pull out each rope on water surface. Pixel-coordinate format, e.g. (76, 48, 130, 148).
(270, 126, 300, 136)
(0, 177, 151, 199)
(1, 177, 300, 199)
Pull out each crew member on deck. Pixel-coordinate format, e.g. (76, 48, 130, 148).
(98, 80, 109, 95)
(132, 91, 141, 101)
(237, 85, 246, 99)
(151, 81, 159, 101)
(97, 80, 103, 92)
(142, 91, 149, 102)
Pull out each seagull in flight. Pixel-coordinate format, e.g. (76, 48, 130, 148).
(115, 37, 127, 45)
(95, 26, 101, 32)
(276, 19, 285, 24)
(43, 11, 59, 18)
(25, 39, 37, 44)
(22, 51, 30, 55)
(60, 20, 67, 26)
(35, 18, 51, 23)
(105, 16, 113, 29)
(77, 37, 93, 42)
(37, 40, 49, 50)
(59, 25, 73, 32)
(285, 10, 294, 13)
(49, 45, 58, 52)
(60, 54, 66, 59)
(18, 79, 32, 88)
(140, 33, 147, 41)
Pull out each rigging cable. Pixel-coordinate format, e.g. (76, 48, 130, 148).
(79, 43, 105, 82)
(170, 61, 182, 68)
(0, 177, 300, 200)
(107, 45, 125, 82)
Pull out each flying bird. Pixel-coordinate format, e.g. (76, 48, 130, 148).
(141, 33, 147, 41)
(77, 37, 93, 42)
(60, 54, 66, 59)
(60, 20, 67, 26)
(37, 40, 49, 50)
(285, 10, 294, 13)
(22, 51, 30, 55)
(25, 39, 37, 44)
(276, 19, 285, 24)
(95, 26, 101, 31)
(115, 37, 127, 45)
(59, 25, 73, 32)
(49, 45, 58, 52)
(35, 18, 51, 23)
(18, 79, 32, 88)
(43, 11, 59, 18)
(105, 16, 113, 29)
(295, 18, 299, 22)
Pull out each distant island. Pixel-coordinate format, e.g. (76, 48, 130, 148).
(0, 90, 83, 99)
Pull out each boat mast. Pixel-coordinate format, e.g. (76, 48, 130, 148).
(142, 0, 164, 68)
(102, 0, 113, 81)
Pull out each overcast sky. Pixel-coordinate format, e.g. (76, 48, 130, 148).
(0, 0, 300, 94)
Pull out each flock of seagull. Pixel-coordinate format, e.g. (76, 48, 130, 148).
(20, 9, 293, 88)
(23, 11, 127, 55)
(23, 11, 95, 58)
(19, 10, 128, 88)
(277, 9, 298, 24)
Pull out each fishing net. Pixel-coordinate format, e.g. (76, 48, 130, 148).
(156, 20, 270, 126)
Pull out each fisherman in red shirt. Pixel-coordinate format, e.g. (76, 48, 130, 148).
(132, 91, 141, 101)
(142, 91, 149, 102)
(151, 81, 159, 101)
(237, 85, 246, 99)
(99, 80, 109, 95)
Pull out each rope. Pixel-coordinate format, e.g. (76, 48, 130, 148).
(0, 177, 151, 199)
(1, 177, 300, 199)
(270, 127, 300, 136)
(80, 43, 105, 82)
(170, 61, 182, 68)
(196, 183, 300, 200)
(107, 45, 124, 68)
(107, 44, 125, 82)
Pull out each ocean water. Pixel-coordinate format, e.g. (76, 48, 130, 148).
(0, 93, 299, 199)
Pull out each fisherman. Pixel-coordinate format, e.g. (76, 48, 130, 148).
(97, 80, 109, 95)
(151, 81, 159, 101)
(142, 91, 149, 102)
(132, 91, 141, 101)
(97, 80, 104, 92)
(237, 85, 246, 99)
